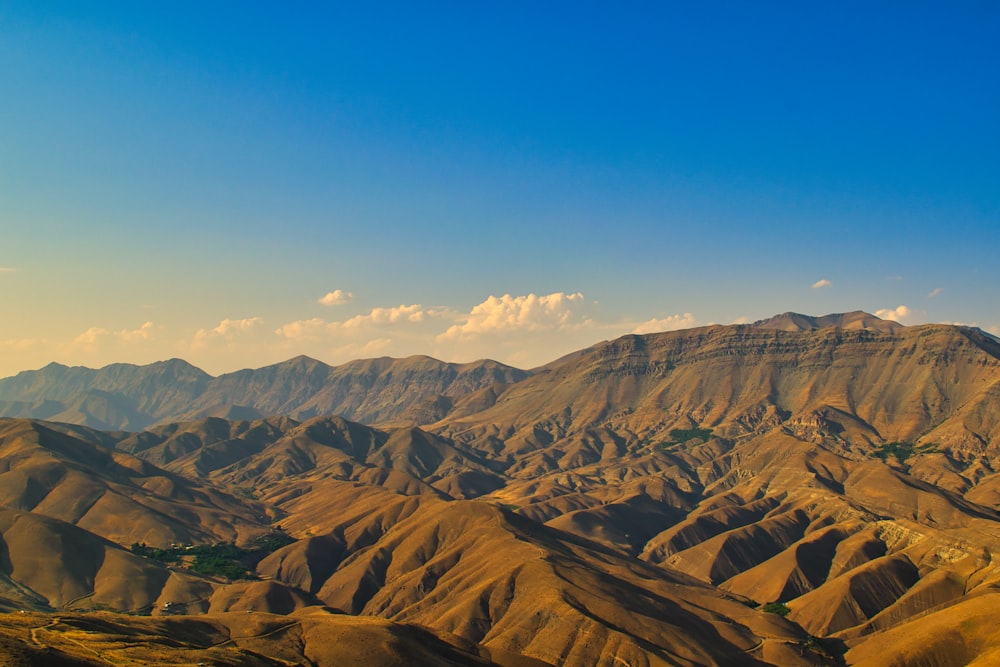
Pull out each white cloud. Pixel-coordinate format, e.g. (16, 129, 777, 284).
(875, 305, 912, 323)
(119, 321, 155, 342)
(988, 325, 1000, 337)
(0, 267, 16, 273)
(432, 297, 705, 367)
(328, 337, 394, 358)
(194, 317, 263, 344)
(274, 317, 328, 341)
(0, 337, 44, 351)
(74, 327, 108, 346)
(811, 279, 832, 289)
(439, 292, 586, 341)
(73, 321, 157, 346)
(731, 316, 751, 325)
(632, 313, 699, 334)
(343, 304, 430, 328)
(927, 287, 944, 298)
(275, 305, 446, 341)
(318, 289, 353, 306)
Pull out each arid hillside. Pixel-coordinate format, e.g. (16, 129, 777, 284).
(0, 313, 998, 665)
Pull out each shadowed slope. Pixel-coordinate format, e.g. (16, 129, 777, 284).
(0, 506, 213, 613)
(0, 608, 546, 666)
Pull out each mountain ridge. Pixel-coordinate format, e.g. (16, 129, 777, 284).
(0, 354, 529, 431)
(0, 311, 962, 435)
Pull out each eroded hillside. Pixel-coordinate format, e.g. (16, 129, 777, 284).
(0, 313, 998, 665)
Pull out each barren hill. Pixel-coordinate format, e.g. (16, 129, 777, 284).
(0, 313, 999, 664)
(751, 310, 904, 333)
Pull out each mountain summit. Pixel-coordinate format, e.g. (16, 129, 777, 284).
(751, 310, 903, 332)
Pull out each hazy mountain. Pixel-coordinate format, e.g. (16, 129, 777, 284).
(0, 359, 212, 409)
(0, 355, 529, 431)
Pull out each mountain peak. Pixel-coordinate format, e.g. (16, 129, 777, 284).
(750, 311, 903, 333)
(280, 355, 328, 368)
(40, 361, 71, 371)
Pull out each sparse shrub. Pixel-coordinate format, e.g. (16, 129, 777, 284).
(873, 441, 914, 462)
(668, 428, 713, 445)
(762, 602, 791, 616)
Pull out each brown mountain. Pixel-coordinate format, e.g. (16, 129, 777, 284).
(0, 356, 528, 431)
(751, 310, 904, 333)
(0, 608, 553, 666)
(0, 313, 998, 665)
(434, 319, 1000, 468)
(0, 419, 273, 547)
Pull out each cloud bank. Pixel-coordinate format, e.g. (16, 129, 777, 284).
(439, 292, 587, 341)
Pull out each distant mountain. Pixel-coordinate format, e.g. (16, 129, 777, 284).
(0, 358, 212, 406)
(751, 310, 903, 332)
(0, 355, 529, 431)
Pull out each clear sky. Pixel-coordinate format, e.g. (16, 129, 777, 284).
(1, 2, 998, 377)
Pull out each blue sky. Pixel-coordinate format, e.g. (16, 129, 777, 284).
(1, 2, 998, 376)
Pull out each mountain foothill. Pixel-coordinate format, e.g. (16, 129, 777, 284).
(0, 311, 998, 665)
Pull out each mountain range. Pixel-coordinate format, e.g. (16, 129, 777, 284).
(0, 354, 528, 431)
(0, 311, 998, 666)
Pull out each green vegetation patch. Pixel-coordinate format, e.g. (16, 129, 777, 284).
(762, 602, 791, 616)
(669, 427, 713, 445)
(130, 532, 295, 581)
(654, 427, 714, 451)
(872, 441, 940, 464)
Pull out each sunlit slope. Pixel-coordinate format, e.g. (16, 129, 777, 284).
(436, 322, 1000, 475)
(258, 493, 819, 667)
(0, 419, 272, 546)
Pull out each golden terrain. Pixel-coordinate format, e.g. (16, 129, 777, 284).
(0, 313, 997, 666)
